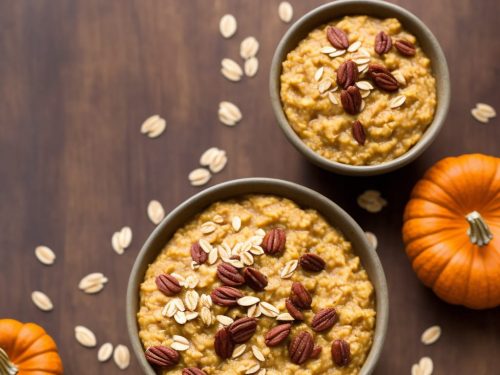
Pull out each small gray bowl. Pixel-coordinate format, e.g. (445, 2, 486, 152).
(127, 178, 388, 374)
(270, 0, 450, 176)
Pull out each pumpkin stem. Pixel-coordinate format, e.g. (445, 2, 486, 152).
(466, 211, 493, 246)
(0, 348, 18, 375)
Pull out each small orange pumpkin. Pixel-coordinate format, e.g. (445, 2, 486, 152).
(403, 154, 500, 309)
(0, 319, 63, 374)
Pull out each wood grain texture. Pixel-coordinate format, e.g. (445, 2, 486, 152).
(0, 0, 498, 373)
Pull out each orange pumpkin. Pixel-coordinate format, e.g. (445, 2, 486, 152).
(0, 319, 63, 374)
(402, 154, 500, 309)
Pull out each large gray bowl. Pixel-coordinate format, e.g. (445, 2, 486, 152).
(270, 0, 450, 176)
(127, 178, 388, 374)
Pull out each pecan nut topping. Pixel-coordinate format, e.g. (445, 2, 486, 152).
(326, 26, 349, 49)
(336, 60, 358, 89)
(243, 267, 268, 291)
(211, 286, 244, 306)
(228, 317, 258, 343)
(290, 282, 312, 309)
(265, 323, 292, 347)
(299, 253, 326, 272)
(155, 274, 182, 296)
(340, 86, 362, 115)
(331, 339, 351, 367)
(217, 263, 245, 286)
(395, 39, 416, 56)
(214, 327, 234, 359)
(288, 331, 314, 364)
(374, 31, 392, 55)
(145, 346, 180, 368)
(285, 298, 305, 321)
(311, 307, 338, 332)
(182, 368, 207, 375)
(367, 64, 399, 92)
(352, 120, 366, 146)
(262, 228, 286, 255)
(191, 242, 207, 264)
(311, 345, 322, 359)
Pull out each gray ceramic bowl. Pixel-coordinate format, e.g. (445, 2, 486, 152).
(270, 0, 450, 176)
(127, 178, 388, 374)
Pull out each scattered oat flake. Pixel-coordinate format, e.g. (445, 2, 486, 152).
(365, 232, 378, 250)
(221, 67, 242, 82)
(222, 58, 243, 77)
(141, 115, 166, 138)
(278, 1, 293, 23)
(219, 14, 237, 38)
(419, 357, 434, 375)
(219, 101, 242, 126)
(330, 50, 346, 58)
(320, 46, 336, 54)
(75, 325, 97, 348)
(246, 363, 261, 374)
(98, 343, 113, 362)
(248, 303, 262, 318)
(276, 313, 294, 321)
(357, 190, 387, 213)
(201, 221, 217, 234)
(389, 95, 406, 109)
(318, 80, 332, 94)
(245, 57, 259, 77)
(476, 103, 496, 117)
(421, 325, 441, 345)
(353, 56, 371, 65)
(393, 70, 406, 85)
(216, 315, 234, 326)
(232, 216, 242, 232)
(314, 67, 324, 81)
(147, 200, 165, 225)
(113, 345, 130, 370)
(209, 150, 227, 173)
(347, 40, 362, 52)
(356, 80, 374, 90)
(78, 272, 108, 294)
(200, 147, 220, 166)
(280, 259, 298, 279)
(31, 291, 53, 311)
(189, 168, 211, 186)
(238, 296, 260, 306)
(111, 232, 123, 254)
(240, 37, 260, 59)
(328, 92, 339, 105)
(232, 344, 247, 358)
(118, 226, 132, 249)
(35, 245, 56, 265)
(252, 345, 265, 361)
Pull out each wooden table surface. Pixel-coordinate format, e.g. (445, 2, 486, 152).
(1, 0, 498, 374)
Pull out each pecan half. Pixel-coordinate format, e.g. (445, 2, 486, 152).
(211, 286, 244, 306)
(395, 39, 416, 56)
(155, 274, 182, 296)
(326, 26, 349, 49)
(265, 323, 292, 347)
(289, 331, 314, 364)
(311, 345, 322, 359)
(340, 86, 362, 115)
(311, 308, 338, 332)
(285, 298, 305, 321)
(336, 60, 358, 89)
(367, 64, 399, 92)
(262, 228, 286, 255)
(290, 282, 312, 310)
(228, 317, 258, 343)
(374, 31, 392, 55)
(191, 242, 207, 264)
(243, 267, 268, 291)
(331, 339, 351, 367)
(145, 346, 180, 368)
(214, 327, 234, 359)
(299, 253, 326, 272)
(182, 368, 207, 375)
(217, 263, 245, 286)
(352, 120, 366, 146)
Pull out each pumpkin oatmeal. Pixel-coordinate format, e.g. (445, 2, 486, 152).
(137, 195, 375, 374)
(280, 16, 437, 166)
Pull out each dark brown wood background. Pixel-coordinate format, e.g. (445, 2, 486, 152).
(0, 0, 498, 374)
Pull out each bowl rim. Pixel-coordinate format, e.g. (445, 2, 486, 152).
(127, 177, 389, 375)
(269, 0, 450, 176)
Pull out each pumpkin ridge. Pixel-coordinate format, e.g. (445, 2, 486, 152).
(406, 227, 465, 257)
(428, 236, 472, 290)
(10, 327, 46, 363)
(415, 178, 464, 215)
(421, 176, 464, 215)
